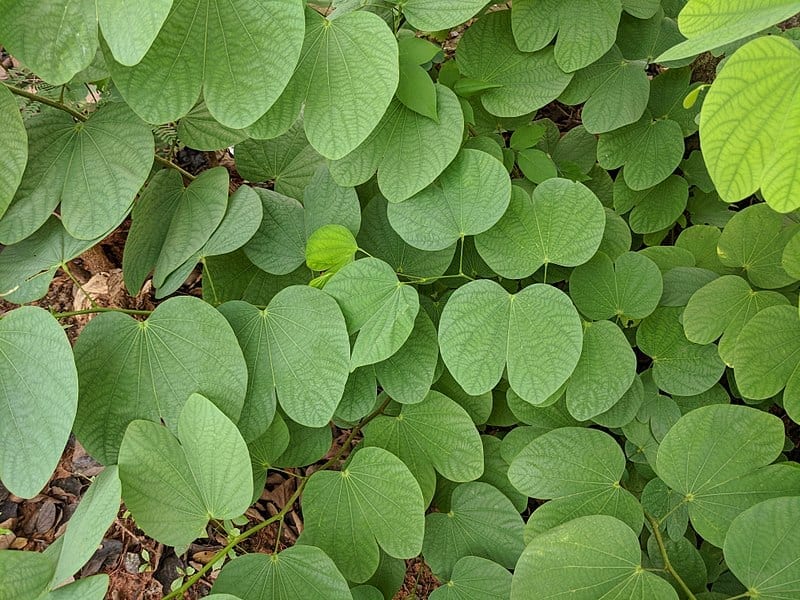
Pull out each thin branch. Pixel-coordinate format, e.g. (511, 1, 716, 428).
(644, 512, 698, 600)
(2, 81, 87, 121)
(154, 155, 196, 181)
(52, 306, 154, 319)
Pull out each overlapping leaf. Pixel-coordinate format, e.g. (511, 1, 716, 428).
(0, 84, 26, 219)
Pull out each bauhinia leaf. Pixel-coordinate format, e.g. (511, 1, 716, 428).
(0, 83, 26, 220)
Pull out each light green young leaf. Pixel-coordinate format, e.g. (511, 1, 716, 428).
(401, 0, 488, 31)
(655, 404, 798, 546)
(118, 394, 253, 547)
(97, 0, 172, 65)
(0, 84, 26, 219)
(306, 225, 358, 272)
(513, 515, 677, 600)
(0, 104, 154, 244)
(330, 84, 464, 203)
(219, 287, 350, 430)
(325, 258, 419, 369)
(0, 307, 77, 499)
(725, 497, 800, 600)
(439, 280, 583, 405)
(566, 320, 637, 420)
(569, 251, 663, 321)
(178, 102, 247, 151)
(302, 446, 424, 582)
(387, 149, 511, 251)
(699, 36, 800, 212)
(637, 307, 725, 396)
(212, 545, 352, 600)
(74, 296, 247, 464)
(456, 11, 573, 117)
(657, 0, 800, 62)
(423, 482, 525, 579)
(112, 0, 305, 128)
(512, 0, 623, 72)
(429, 556, 512, 600)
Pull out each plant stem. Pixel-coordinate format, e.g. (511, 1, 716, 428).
(644, 512, 698, 600)
(160, 398, 390, 600)
(154, 155, 196, 181)
(53, 306, 154, 319)
(60, 262, 98, 309)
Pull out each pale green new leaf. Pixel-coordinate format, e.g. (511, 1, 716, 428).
(211, 545, 352, 600)
(118, 394, 253, 547)
(0, 104, 154, 243)
(324, 258, 419, 369)
(423, 482, 524, 579)
(439, 280, 583, 405)
(401, 0, 488, 31)
(699, 36, 800, 212)
(387, 149, 511, 251)
(330, 85, 464, 203)
(302, 446, 425, 582)
(512, 516, 678, 600)
(0, 84, 26, 219)
(429, 557, 512, 600)
(0, 307, 77, 499)
(74, 296, 247, 464)
(97, 0, 172, 65)
(724, 497, 800, 600)
(219, 287, 350, 430)
(112, 0, 305, 128)
(456, 11, 573, 117)
(512, 0, 623, 72)
(306, 225, 358, 272)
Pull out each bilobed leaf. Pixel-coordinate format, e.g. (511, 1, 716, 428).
(724, 497, 800, 600)
(439, 280, 583, 405)
(97, 0, 172, 65)
(429, 557, 512, 600)
(118, 394, 253, 547)
(325, 258, 419, 369)
(698, 36, 800, 212)
(423, 482, 525, 579)
(387, 149, 512, 251)
(512, 516, 678, 600)
(212, 545, 352, 600)
(178, 103, 247, 151)
(615, 175, 690, 235)
(0, 307, 77, 499)
(306, 225, 358, 272)
(0, 104, 154, 243)
(401, 0, 488, 31)
(0, 84, 26, 219)
(219, 287, 350, 430)
(512, 0, 623, 72)
(112, 0, 305, 128)
(330, 84, 464, 203)
(396, 59, 438, 121)
(74, 296, 247, 464)
(456, 10, 573, 117)
(302, 446, 425, 582)
(303, 166, 361, 238)
(243, 189, 306, 275)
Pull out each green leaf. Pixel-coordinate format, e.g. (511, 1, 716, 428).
(598, 111, 685, 191)
(401, 0, 488, 31)
(511, 0, 623, 72)
(306, 225, 358, 272)
(178, 103, 247, 151)
(273, 418, 332, 468)
(397, 60, 438, 121)
(74, 296, 247, 464)
(118, 393, 253, 547)
(517, 149, 557, 183)
(512, 516, 678, 600)
(47, 467, 121, 585)
(43, 575, 108, 600)
(364, 390, 484, 482)
(387, 149, 511, 250)
(330, 84, 464, 203)
(698, 36, 800, 212)
(456, 11, 573, 117)
(324, 258, 420, 369)
(0, 84, 26, 220)
(429, 556, 512, 600)
(303, 166, 361, 238)
(439, 280, 583, 405)
(112, 0, 305, 128)
(566, 320, 637, 420)
(0, 549, 55, 600)
(614, 175, 689, 235)
(0, 104, 154, 243)
(302, 446, 425, 582)
(724, 497, 800, 600)
(96, 0, 172, 66)
(637, 307, 725, 396)
(212, 545, 352, 600)
(655, 404, 797, 546)
(0, 0, 97, 84)
(423, 482, 525, 579)
(0, 307, 77, 499)
(657, 0, 800, 62)
(243, 189, 305, 275)
(280, 8, 399, 159)
(219, 287, 350, 430)
(569, 251, 663, 321)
